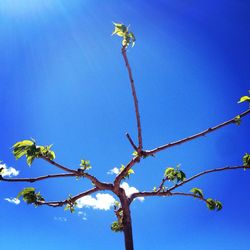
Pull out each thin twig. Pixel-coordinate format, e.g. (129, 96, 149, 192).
(170, 191, 208, 203)
(168, 165, 250, 192)
(145, 109, 250, 156)
(129, 165, 250, 202)
(114, 156, 140, 191)
(0, 173, 76, 183)
(156, 176, 168, 192)
(41, 156, 113, 190)
(122, 46, 143, 152)
(41, 156, 78, 174)
(126, 133, 138, 151)
(37, 187, 99, 207)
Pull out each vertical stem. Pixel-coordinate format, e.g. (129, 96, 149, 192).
(123, 207, 134, 250)
(119, 189, 134, 250)
(122, 46, 143, 153)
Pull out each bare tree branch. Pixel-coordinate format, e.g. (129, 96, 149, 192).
(129, 165, 250, 202)
(122, 46, 143, 153)
(0, 173, 76, 183)
(170, 191, 208, 203)
(114, 156, 140, 190)
(145, 109, 250, 156)
(168, 165, 250, 192)
(126, 133, 138, 151)
(40, 156, 112, 190)
(41, 156, 78, 174)
(37, 187, 99, 207)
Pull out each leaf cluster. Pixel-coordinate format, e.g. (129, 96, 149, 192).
(190, 187, 204, 198)
(12, 139, 55, 166)
(164, 165, 186, 183)
(17, 187, 44, 205)
(206, 198, 222, 211)
(64, 195, 77, 213)
(79, 159, 92, 171)
(111, 221, 124, 232)
(238, 91, 250, 106)
(112, 22, 135, 48)
(243, 153, 250, 166)
(234, 115, 241, 126)
(120, 164, 135, 179)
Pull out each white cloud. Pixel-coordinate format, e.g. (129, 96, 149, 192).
(4, 198, 20, 205)
(77, 193, 116, 211)
(120, 182, 144, 202)
(54, 217, 67, 222)
(78, 211, 87, 220)
(0, 163, 19, 177)
(107, 167, 119, 175)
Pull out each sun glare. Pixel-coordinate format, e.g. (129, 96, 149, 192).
(0, 0, 53, 16)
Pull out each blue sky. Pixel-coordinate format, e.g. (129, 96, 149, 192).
(0, 1, 250, 249)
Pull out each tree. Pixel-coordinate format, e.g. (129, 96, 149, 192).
(1, 23, 250, 250)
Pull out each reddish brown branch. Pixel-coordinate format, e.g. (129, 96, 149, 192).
(129, 165, 250, 202)
(170, 191, 208, 203)
(168, 165, 250, 192)
(37, 187, 99, 207)
(126, 133, 138, 151)
(0, 173, 76, 183)
(145, 109, 250, 156)
(41, 156, 78, 174)
(122, 46, 143, 153)
(156, 176, 168, 192)
(114, 156, 140, 190)
(41, 156, 111, 190)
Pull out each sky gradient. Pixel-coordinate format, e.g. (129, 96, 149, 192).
(0, 1, 250, 249)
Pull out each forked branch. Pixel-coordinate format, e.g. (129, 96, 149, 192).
(129, 165, 250, 202)
(122, 46, 143, 153)
(0, 173, 76, 183)
(37, 187, 99, 207)
(145, 109, 250, 156)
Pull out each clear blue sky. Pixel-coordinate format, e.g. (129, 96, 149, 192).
(0, 1, 250, 249)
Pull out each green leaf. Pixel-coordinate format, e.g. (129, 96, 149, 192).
(17, 187, 35, 199)
(190, 188, 204, 198)
(215, 201, 223, 211)
(12, 139, 56, 166)
(111, 221, 123, 232)
(119, 164, 135, 179)
(243, 153, 250, 166)
(12, 140, 36, 161)
(112, 22, 136, 48)
(17, 187, 44, 205)
(206, 199, 222, 211)
(80, 159, 92, 171)
(132, 151, 138, 157)
(238, 95, 250, 104)
(164, 165, 186, 183)
(164, 167, 175, 179)
(234, 115, 241, 126)
(206, 198, 216, 210)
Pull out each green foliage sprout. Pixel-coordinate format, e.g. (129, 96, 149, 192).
(112, 22, 136, 48)
(164, 165, 186, 183)
(17, 187, 44, 205)
(12, 139, 56, 166)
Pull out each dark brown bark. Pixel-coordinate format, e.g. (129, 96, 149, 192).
(118, 188, 134, 250)
(123, 209, 134, 250)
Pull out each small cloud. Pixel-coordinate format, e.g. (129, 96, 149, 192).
(77, 193, 115, 211)
(120, 182, 144, 202)
(78, 211, 87, 220)
(107, 167, 119, 175)
(54, 217, 67, 222)
(4, 198, 20, 205)
(0, 163, 19, 177)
